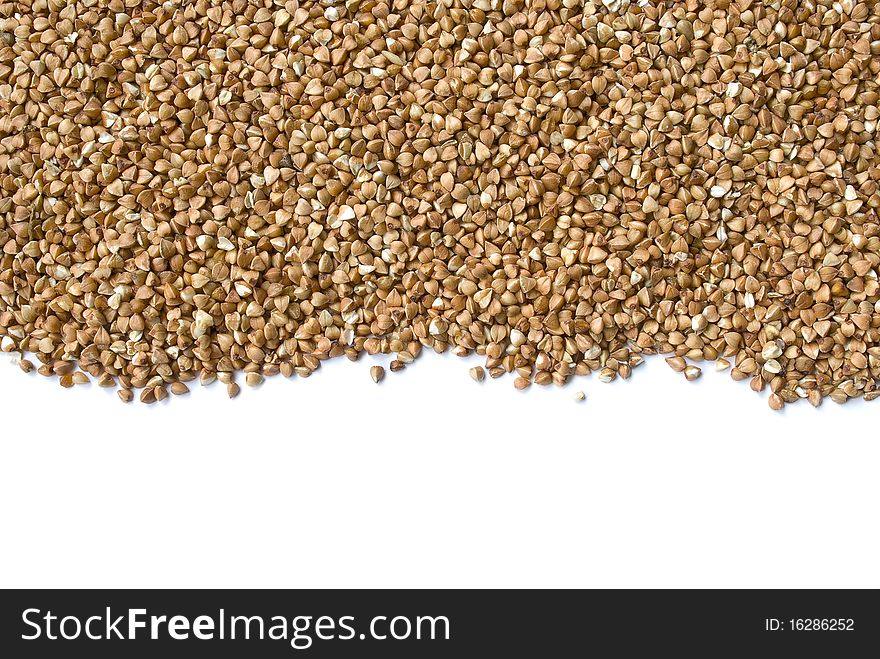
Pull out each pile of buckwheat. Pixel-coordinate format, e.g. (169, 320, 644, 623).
(1, 0, 879, 409)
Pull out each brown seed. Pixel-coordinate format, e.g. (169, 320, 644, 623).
(171, 382, 190, 396)
(227, 383, 241, 399)
(0, 0, 876, 412)
(245, 372, 264, 388)
(19, 359, 34, 374)
(118, 389, 133, 403)
(665, 356, 687, 373)
(469, 366, 485, 382)
(370, 365, 385, 384)
(768, 393, 784, 411)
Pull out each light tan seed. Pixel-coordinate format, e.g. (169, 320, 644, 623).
(171, 382, 190, 396)
(682, 365, 700, 381)
(665, 356, 687, 373)
(514, 376, 531, 390)
(598, 367, 616, 383)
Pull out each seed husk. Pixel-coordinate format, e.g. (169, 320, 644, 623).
(573, 391, 585, 402)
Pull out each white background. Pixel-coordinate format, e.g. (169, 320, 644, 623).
(0, 350, 878, 589)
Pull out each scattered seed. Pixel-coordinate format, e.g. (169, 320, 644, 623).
(598, 368, 616, 383)
(665, 357, 687, 373)
(370, 366, 385, 384)
(573, 391, 586, 402)
(761, 343, 783, 360)
(763, 359, 782, 375)
(469, 366, 485, 383)
(245, 373, 264, 388)
(684, 366, 702, 382)
(118, 389, 133, 404)
(171, 382, 190, 396)
(227, 383, 241, 399)
(19, 359, 33, 374)
(514, 376, 531, 391)
(0, 0, 876, 411)
(768, 394, 785, 411)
